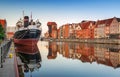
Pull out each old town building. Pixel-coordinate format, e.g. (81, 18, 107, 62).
(76, 21, 95, 39)
(58, 26, 63, 39)
(6, 26, 16, 39)
(47, 22, 57, 38)
(62, 24, 70, 39)
(45, 17, 120, 39)
(109, 17, 120, 38)
(95, 17, 120, 39)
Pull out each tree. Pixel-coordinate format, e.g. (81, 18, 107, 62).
(0, 24, 5, 40)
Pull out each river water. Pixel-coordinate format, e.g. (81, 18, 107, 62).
(17, 41, 120, 77)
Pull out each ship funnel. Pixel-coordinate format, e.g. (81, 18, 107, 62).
(24, 16, 29, 27)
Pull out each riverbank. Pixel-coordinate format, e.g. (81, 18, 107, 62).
(43, 38, 120, 45)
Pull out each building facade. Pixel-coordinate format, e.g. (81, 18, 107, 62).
(6, 26, 16, 39)
(45, 17, 120, 39)
(47, 22, 57, 38)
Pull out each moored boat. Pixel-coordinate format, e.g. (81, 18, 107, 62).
(13, 14, 42, 54)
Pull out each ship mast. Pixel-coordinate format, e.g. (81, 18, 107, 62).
(30, 12, 34, 25)
(31, 12, 32, 20)
(23, 10, 24, 19)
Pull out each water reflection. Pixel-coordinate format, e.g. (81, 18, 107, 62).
(47, 42, 57, 59)
(48, 42, 120, 68)
(15, 45, 42, 77)
(14, 43, 39, 55)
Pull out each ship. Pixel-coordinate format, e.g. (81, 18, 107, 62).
(13, 14, 42, 54)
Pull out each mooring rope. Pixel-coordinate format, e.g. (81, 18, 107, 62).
(15, 29, 30, 39)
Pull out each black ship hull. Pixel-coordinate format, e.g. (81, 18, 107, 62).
(14, 29, 41, 39)
(13, 29, 41, 54)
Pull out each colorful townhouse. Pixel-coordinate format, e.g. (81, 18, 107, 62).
(76, 21, 95, 39)
(57, 28, 60, 38)
(45, 17, 120, 39)
(58, 24, 70, 39)
(68, 24, 74, 38)
(62, 24, 70, 39)
(60, 23, 81, 39)
(109, 17, 120, 38)
(71, 23, 81, 39)
(58, 26, 63, 39)
(95, 17, 120, 39)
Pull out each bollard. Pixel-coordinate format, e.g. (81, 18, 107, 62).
(9, 53, 13, 58)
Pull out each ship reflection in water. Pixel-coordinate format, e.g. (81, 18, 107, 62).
(15, 44, 41, 77)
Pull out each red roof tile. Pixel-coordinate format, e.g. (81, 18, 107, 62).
(80, 21, 95, 29)
(95, 17, 117, 27)
(47, 22, 57, 26)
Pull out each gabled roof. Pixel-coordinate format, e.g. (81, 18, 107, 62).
(105, 18, 113, 26)
(80, 21, 95, 29)
(47, 22, 57, 26)
(95, 17, 120, 27)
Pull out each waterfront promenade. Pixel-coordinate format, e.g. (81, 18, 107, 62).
(0, 41, 17, 77)
(43, 38, 120, 45)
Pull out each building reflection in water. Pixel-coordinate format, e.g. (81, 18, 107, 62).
(47, 42, 57, 59)
(15, 44, 42, 77)
(47, 42, 120, 69)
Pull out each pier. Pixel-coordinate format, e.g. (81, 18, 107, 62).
(0, 40, 19, 77)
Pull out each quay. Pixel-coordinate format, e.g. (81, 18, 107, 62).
(0, 40, 19, 77)
(43, 38, 120, 45)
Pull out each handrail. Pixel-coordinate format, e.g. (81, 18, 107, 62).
(0, 40, 12, 68)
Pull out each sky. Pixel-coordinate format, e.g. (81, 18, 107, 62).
(0, 0, 120, 34)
